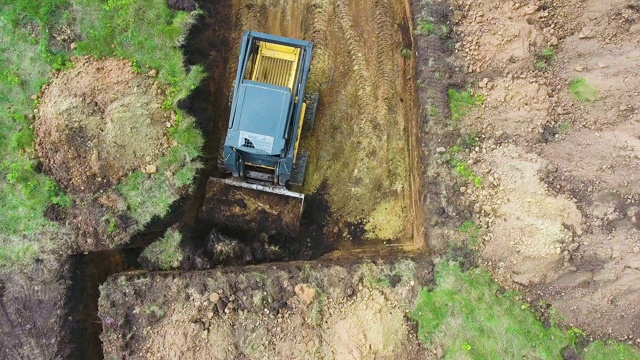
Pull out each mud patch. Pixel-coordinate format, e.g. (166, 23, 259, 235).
(35, 56, 171, 195)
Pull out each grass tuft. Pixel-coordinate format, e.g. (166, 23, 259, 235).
(448, 88, 483, 122)
(140, 228, 183, 270)
(568, 78, 598, 103)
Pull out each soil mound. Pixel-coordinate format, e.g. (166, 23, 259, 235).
(35, 56, 171, 195)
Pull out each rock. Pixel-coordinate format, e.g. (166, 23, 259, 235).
(575, 65, 586, 72)
(578, 28, 595, 39)
(148, 69, 158, 77)
(144, 164, 157, 174)
(209, 292, 220, 303)
(478, 78, 489, 88)
(630, 24, 640, 34)
(435, 147, 447, 154)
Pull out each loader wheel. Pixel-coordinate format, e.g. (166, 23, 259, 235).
(303, 93, 318, 133)
(217, 140, 230, 175)
(289, 150, 308, 187)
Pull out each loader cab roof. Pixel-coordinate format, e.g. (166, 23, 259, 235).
(229, 80, 291, 155)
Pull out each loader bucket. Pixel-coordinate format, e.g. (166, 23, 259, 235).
(199, 177, 304, 239)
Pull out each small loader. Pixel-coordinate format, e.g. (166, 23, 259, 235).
(199, 30, 317, 238)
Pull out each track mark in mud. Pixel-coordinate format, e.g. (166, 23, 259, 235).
(201, 0, 418, 250)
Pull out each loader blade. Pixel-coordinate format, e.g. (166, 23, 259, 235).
(199, 177, 304, 239)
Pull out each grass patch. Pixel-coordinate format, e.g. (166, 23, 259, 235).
(568, 78, 598, 103)
(448, 88, 483, 122)
(442, 146, 482, 187)
(416, 19, 449, 37)
(534, 47, 555, 70)
(458, 221, 481, 246)
(584, 341, 640, 360)
(140, 228, 183, 270)
(409, 262, 640, 359)
(0, 0, 204, 268)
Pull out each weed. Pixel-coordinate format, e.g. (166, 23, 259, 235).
(427, 104, 438, 117)
(458, 221, 481, 246)
(416, 19, 436, 35)
(140, 228, 183, 270)
(400, 47, 412, 59)
(558, 122, 570, 134)
(568, 78, 598, 103)
(442, 146, 482, 187)
(145, 304, 166, 319)
(448, 88, 483, 122)
(534, 47, 555, 71)
(416, 19, 448, 37)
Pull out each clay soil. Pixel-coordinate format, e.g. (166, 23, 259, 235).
(421, 0, 640, 342)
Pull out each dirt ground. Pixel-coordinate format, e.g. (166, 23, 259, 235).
(35, 56, 171, 195)
(217, 0, 422, 248)
(425, 0, 640, 342)
(99, 259, 434, 360)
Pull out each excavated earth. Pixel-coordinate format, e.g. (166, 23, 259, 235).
(423, 0, 640, 342)
(99, 259, 434, 359)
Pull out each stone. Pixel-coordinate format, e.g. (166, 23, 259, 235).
(209, 292, 220, 303)
(435, 147, 447, 154)
(144, 164, 157, 174)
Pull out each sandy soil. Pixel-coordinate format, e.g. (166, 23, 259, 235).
(435, 0, 640, 341)
(99, 259, 434, 360)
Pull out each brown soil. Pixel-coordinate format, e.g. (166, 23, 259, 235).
(217, 0, 423, 248)
(35, 56, 171, 195)
(99, 259, 434, 359)
(200, 178, 304, 239)
(425, 0, 640, 342)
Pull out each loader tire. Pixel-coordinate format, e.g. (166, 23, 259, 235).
(303, 93, 318, 133)
(289, 150, 308, 187)
(217, 140, 230, 175)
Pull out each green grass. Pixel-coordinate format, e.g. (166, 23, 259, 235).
(448, 88, 483, 122)
(416, 19, 436, 35)
(569, 78, 598, 103)
(140, 228, 183, 270)
(534, 47, 556, 70)
(458, 221, 481, 246)
(0, 0, 73, 266)
(442, 146, 482, 187)
(409, 262, 640, 360)
(558, 122, 571, 134)
(0, 0, 204, 268)
(416, 19, 449, 37)
(584, 341, 640, 360)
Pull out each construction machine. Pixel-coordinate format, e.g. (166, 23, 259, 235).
(200, 31, 316, 239)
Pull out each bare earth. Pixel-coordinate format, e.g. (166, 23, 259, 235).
(35, 56, 171, 195)
(99, 260, 434, 360)
(442, 0, 640, 341)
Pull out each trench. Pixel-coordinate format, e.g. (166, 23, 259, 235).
(64, 0, 426, 356)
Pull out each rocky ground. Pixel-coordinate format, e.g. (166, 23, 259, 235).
(99, 259, 434, 360)
(428, 0, 640, 341)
